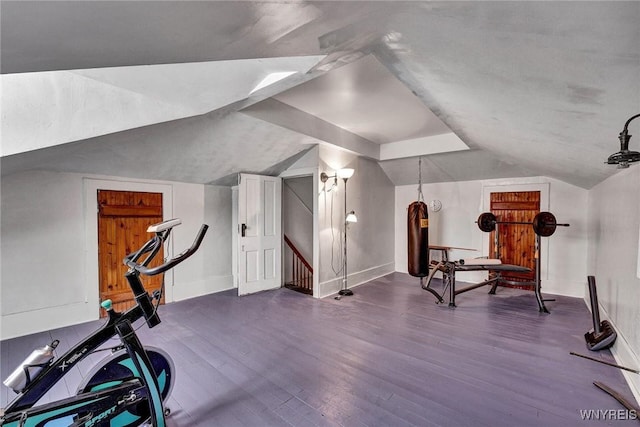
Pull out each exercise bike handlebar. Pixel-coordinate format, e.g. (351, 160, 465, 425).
(124, 224, 209, 276)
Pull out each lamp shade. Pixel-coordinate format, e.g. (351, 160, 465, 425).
(337, 168, 355, 179)
(346, 211, 358, 223)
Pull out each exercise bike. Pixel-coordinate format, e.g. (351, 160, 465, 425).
(1, 218, 208, 427)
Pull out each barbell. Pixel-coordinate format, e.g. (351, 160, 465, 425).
(477, 211, 570, 237)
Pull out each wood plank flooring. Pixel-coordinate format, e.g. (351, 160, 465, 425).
(2, 273, 636, 426)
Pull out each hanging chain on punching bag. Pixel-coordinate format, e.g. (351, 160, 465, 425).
(408, 157, 429, 277)
(417, 157, 428, 228)
(417, 157, 424, 203)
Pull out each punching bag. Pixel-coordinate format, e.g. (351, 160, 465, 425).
(408, 201, 429, 277)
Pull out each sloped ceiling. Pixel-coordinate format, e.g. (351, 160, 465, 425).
(1, 56, 324, 155)
(1, 1, 639, 189)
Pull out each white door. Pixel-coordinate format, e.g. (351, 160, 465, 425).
(237, 173, 282, 296)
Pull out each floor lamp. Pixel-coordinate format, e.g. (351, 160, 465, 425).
(338, 168, 356, 296)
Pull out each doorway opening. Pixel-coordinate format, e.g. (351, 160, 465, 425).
(282, 176, 314, 295)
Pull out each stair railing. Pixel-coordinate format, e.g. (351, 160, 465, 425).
(284, 234, 313, 294)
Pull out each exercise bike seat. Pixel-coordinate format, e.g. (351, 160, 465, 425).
(147, 218, 181, 233)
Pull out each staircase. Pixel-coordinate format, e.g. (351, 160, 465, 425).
(284, 234, 313, 295)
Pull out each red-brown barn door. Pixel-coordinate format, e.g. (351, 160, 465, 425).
(98, 190, 164, 317)
(489, 191, 540, 289)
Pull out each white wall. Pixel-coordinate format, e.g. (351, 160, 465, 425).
(317, 145, 395, 297)
(1, 170, 233, 339)
(395, 176, 588, 297)
(587, 165, 640, 401)
(1, 171, 86, 338)
(285, 176, 313, 212)
(171, 183, 234, 301)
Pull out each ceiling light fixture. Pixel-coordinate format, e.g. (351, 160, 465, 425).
(606, 113, 640, 169)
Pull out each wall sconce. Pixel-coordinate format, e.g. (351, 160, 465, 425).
(606, 113, 640, 169)
(320, 171, 337, 192)
(320, 171, 336, 184)
(321, 168, 355, 192)
(346, 210, 358, 223)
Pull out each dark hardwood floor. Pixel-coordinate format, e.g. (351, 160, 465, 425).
(2, 273, 636, 426)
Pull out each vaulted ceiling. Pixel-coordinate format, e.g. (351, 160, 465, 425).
(2, 1, 639, 189)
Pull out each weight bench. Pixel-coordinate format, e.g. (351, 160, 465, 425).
(421, 258, 549, 312)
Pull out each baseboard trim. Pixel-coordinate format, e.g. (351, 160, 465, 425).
(318, 262, 395, 298)
(171, 275, 234, 302)
(1, 301, 95, 340)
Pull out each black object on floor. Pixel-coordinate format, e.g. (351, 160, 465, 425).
(569, 351, 639, 373)
(593, 381, 640, 416)
(585, 276, 617, 351)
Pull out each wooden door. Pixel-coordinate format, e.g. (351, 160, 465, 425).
(489, 191, 539, 289)
(98, 190, 164, 316)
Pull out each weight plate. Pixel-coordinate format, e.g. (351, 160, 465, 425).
(533, 211, 556, 237)
(477, 212, 497, 233)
